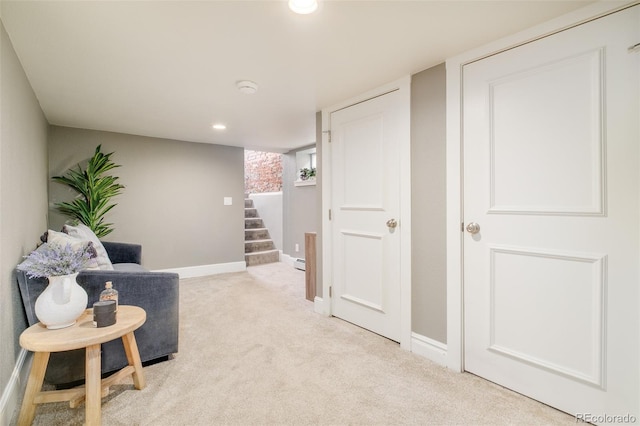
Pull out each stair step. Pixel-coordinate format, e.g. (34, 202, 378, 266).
(245, 249, 280, 266)
(245, 228, 271, 240)
(245, 239, 275, 253)
(244, 218, 264, 229)
(242, 196, 276, 265)
(244, 208, 258, 218)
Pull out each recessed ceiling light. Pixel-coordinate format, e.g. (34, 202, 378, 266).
(236, 80, 258, 95)
(212, 124, 226, 130)
(289, 0, 318, 14)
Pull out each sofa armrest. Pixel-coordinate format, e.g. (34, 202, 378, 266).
(76, 269, 178, 305)
(102, 241, 142, 265)
(76, 269, 180, 374)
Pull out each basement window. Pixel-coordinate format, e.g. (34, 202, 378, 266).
(295, 147, 316, 186)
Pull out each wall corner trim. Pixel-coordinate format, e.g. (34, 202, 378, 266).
(411, 332, 448, 367)
(153, 261, 246, 278)
(314, 296, 325, 315)
(1, 349, 31, 426)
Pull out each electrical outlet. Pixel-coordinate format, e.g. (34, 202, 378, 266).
(295, 243, 299, 252)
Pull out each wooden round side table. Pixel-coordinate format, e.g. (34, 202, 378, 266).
(17, 305, 147, 426)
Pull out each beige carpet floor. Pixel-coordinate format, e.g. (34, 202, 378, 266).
(20, 262, 575, 425)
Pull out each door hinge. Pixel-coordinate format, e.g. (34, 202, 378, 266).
(323, 130, 331, 143)
(329, 286, 332, 297)
(329, 209, 332, 220)
(461, 222, 464, 232)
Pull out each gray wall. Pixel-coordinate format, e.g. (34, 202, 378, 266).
(0, 20, 49, 421)
(410, 63, 447, 343)
(48, 127, 245, 270)
(282, 145, 317, 260)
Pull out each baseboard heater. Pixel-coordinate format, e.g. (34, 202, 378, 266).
(293, 258, 306, 271)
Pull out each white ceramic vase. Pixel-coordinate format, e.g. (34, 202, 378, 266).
(34, 273, 88, 329)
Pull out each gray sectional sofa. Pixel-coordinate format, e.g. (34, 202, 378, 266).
(16, 241, 180, 387)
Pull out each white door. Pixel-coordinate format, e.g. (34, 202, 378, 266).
(329, 90, 402, 342)
(464, 6, 639, 419)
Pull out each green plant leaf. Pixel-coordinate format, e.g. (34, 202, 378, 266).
(52, 145, 124, 237)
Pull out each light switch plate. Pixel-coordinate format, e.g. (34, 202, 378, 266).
(224, 197, 232, 206)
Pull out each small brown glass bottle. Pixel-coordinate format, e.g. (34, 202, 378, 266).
(99, 281, 118, 311)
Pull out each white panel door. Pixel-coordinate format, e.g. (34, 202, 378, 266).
(330, 90, 402, 341)
(463, 6, 639, 420)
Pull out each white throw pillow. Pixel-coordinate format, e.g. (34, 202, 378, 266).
(62, 224, 114, 270)
(46, 229, 100, 270)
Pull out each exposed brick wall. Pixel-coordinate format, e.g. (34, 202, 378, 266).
(244, 150, 283, 194)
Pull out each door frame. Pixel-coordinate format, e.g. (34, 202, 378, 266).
(445, 0, 638, 372)
(319, 76, 412, 350)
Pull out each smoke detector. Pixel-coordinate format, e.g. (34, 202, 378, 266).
(236, 80, 258, 95)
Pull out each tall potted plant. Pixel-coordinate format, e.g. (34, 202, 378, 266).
(53, 145, 125, 238)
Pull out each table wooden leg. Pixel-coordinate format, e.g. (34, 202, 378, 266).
(85, 344, 102, 426)
(122, 332, 146, 390)
(17, 351, 50, 426)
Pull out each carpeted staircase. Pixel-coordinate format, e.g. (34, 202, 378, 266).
(244, 195, 279, 266)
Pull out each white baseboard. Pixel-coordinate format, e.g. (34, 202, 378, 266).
(314, 296, 325, 315)
(411, 332, 448, 367)
(279, 252, 295, 266)
(153, 261, 246, 278)
(0, 349, 31, 426)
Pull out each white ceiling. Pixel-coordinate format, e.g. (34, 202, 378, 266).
(1, 0, 594, 152)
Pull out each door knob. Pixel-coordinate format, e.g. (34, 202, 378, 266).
(386, 219, 398, 229)
(466, 222, 480, 234)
